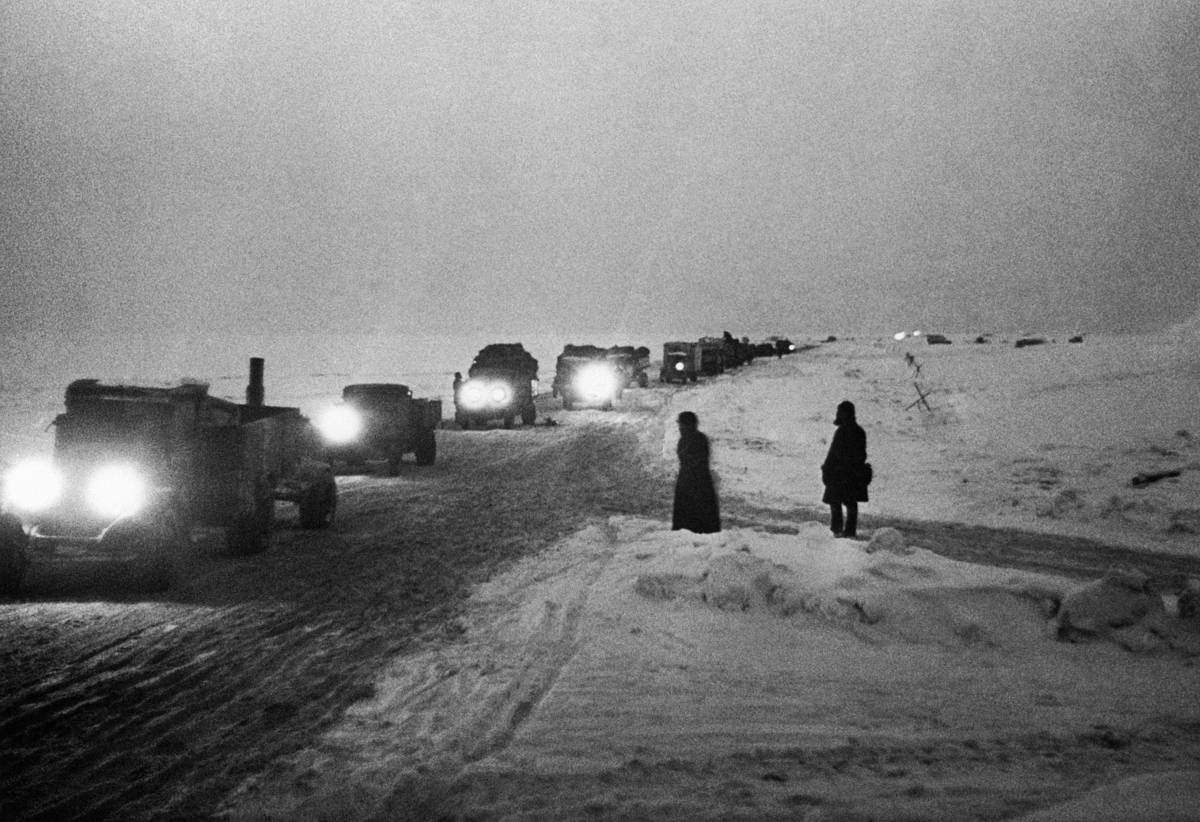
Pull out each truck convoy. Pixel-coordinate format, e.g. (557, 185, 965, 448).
(317, 383, 440, 474)
(455, 343, 539, 428)
(0, 358, 337, 595)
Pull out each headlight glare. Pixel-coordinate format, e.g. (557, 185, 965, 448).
(673, 361, 685, 371)
(575, 363, 618, 400)
(317, 405, 363, 445)
(490, 384, 512, 404)
(86, 464, 148, 519)
(4, 458, 64, 513)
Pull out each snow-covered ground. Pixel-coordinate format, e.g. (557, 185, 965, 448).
(219, 319, 1200, 821)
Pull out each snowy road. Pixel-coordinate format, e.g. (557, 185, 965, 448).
(1, 394, 1198, 820)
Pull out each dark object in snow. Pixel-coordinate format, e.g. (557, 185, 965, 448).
(925, 333, 952, 345)
(824, 335, 838, 343)
(974, 335, 991, 344)
(672, 412, 720, 534)
(1015, 337, 1047, 348)
(1069, 335, 1084, 343)
(1130, 470, 1182, 487)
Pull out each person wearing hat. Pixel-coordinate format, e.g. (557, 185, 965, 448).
(672, 411, 721, 533)
(821, 400, 870, 538)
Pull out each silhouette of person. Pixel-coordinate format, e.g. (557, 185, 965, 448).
(821, 400, 869, 538)
(452, 372, 463, 400)
(672, 411, 721, 533)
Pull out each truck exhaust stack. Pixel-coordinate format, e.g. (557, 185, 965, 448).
(246, 357, 265, 407)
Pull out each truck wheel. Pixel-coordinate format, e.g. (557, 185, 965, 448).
(385, 449, 403, 476)
(415, 430, 437, 465)
(503, 415, 514, 429)
(0, 513, 28, 597)
(299, 475, 337, 529)
(227, 496, 273, 556)
(638, 372, 649, 388)
(521, 405, 536, 426)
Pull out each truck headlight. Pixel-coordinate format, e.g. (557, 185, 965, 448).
(575, 363, 618, 400)
(3, 458, 64, 513)
(86, 464, 147, 519)
(673, 361, 685, 372)
(489, 384, 512, 404)
(461, 381, 487, 409)
(317, 405, 363, 445)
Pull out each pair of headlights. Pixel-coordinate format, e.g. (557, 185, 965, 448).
(460, 380, 513, 409)
(3, 459, 149, 519)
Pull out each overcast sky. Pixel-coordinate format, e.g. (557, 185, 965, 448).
(2, 0, 1198, 342)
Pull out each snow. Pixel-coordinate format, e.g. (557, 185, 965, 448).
(218, 325, 1200, 820)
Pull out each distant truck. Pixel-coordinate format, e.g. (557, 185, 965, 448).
(553, 344, 622, 410)
(767, 336, 798, 357)
(697, 337, 726, 376)
(0, 358, 337, 595)
(317, 383, 440, 474)
(660, 341, 701, 383)
(455, 343, 539, 428)
(606, 345, 651, 389)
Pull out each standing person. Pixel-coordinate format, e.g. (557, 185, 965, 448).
(672, 411, 721, 533)
(821, 400, 869, 538)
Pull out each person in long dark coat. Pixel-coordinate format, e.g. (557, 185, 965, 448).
(821, 400, 869, 538)
(672, 411, 721, 533)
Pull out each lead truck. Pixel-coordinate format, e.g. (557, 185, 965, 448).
(0, 358, 337, 594)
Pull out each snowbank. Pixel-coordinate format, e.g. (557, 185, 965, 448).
(221, 517, 1200, 820)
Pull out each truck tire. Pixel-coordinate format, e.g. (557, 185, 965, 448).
(503, 415, 514, 429)
(414, 430, 437, 466)
(521, 405, 536, 426)
(637, 372, 649, 388)
(227, 486, 273, 556)
(0, 513, 28, 597)
(299, 474, 337, 529)
(385, 449, 403, 476)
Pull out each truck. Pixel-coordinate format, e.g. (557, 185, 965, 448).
(552, 344, 622, 410)
(0, 358, 337, 595)
(316, 383, 440, 475)
(697, 337, 727, 376)
(455, 343, 539, 428)
(660, 341, 701, 383)
(606, 345, 651, 389)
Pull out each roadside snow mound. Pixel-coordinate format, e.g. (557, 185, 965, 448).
(632, 523, 1198, 652)
(634, 522, 1068, 648)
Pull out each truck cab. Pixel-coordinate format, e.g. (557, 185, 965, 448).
(316, 383, 440, 474)
(553, 344, 622, 410)
(455, 344, 539, 428)
(660, 341, 701, 383)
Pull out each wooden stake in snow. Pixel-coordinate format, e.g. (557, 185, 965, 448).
(906, 382, 934, 412)
(1130, 470, 1181, 487)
